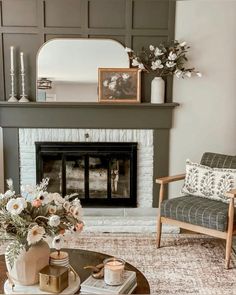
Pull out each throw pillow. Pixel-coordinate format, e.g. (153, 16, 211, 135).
(181, 159, 236, 203)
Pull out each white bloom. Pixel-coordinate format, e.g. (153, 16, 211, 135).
(122, 73, 130, 80)
(27, 225, 45, 245)
(108, 81, 116, 91)
(6, 198, 25, 215)
(6, 179, 14, 191)
(138, 63, 145, 70)
(151, 60, 164, 70)
(168, 52, 177, 61)
(149, 45, 155, 51)
(185, 71, 192, 78)
(51, 193, 64, 206)
(196, 72, 202, 77)
(103, 80, 109, 87)
(39, 192, 52, 205)
(125, 47, 133, 53)
(48, 215, 61, 227)
(37, 178, 49, 191)
(111, 75, 119, 82)
(52, 235, 64, 250)
(175, 69, 182, 78)
(63, 201, 71, 211)
(48, 205, 57, 214)
(132, 58, 140, 67)
(1, 190, 15, 199)
(154, 47, 163, 56)
(17, 197, 27, 208)
(72, 198, 81, 206)
(180, 41, 187, 47)
(166, 61, 176, 68)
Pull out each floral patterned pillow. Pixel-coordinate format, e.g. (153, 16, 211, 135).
(181, 159, 236, 203)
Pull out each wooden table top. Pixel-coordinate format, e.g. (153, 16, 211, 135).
(0, 248, 150, 294)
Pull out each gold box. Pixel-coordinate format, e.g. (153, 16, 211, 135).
(39, 265, 69, 293)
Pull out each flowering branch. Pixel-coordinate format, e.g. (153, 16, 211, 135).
(125, 40, 202, 79)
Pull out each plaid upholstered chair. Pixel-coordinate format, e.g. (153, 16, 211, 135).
(156, 152, 236, 269)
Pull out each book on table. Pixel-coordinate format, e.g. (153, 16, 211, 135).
(80, 270, 137, 294)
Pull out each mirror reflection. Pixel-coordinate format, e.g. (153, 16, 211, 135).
(36, 39, 129, 102)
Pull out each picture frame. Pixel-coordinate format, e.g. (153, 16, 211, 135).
(98, 68, 141, 103)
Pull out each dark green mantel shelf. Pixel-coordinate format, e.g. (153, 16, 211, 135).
(0, 101, 179, 129)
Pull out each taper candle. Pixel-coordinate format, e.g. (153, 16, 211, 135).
(20, 52, 24, 72)
(10, 46, 14, 71)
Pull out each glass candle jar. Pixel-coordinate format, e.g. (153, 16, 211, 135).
(103, 258, 125, 286)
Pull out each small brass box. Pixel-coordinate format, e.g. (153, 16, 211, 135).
(39, 265, 69, 293)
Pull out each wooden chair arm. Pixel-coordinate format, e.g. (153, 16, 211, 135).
(225, 189, 236, 199)
(156, 173, 185, 185)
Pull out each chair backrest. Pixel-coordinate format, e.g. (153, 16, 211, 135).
(200, 152, 236, 169)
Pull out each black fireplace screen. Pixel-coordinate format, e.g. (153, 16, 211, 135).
(35, 142, 137, 207)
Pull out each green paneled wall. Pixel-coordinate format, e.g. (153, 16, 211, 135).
(0, 0, 175, 102)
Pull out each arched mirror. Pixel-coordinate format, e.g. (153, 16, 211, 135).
(36, 39, 130, 102)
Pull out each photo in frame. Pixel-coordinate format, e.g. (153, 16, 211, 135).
(98, 68, 141, 103)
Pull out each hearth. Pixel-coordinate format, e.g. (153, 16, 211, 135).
(36, 142, 137, 207)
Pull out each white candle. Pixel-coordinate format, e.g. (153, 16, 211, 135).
(10, 46, 14, 71)
(20, 52, 24, 72)
(104, 258, 125, 286)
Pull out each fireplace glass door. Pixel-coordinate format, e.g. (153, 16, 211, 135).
(36, 142, 137, 207)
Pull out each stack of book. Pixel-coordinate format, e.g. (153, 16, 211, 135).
(80, 270, 137, 294)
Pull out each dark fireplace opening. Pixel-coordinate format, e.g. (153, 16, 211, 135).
(35, 142, 137, 207)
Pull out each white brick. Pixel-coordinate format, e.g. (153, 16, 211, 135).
(19, 128, 154, 208)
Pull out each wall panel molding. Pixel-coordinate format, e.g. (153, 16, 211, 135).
(0, 0, 175, 102)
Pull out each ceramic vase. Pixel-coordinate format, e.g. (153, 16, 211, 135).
(5, 240, 50, 286)
(151, 77, 165, 104)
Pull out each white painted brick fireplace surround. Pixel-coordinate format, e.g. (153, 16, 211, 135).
(18, 128, 177, 233)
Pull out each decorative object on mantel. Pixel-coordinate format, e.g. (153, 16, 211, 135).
(0, 178, 83, 287)
(19, 52, 29, 103)
(37, 77, 52, 89)
(98, 68, 141, 103)
(125, 40, 202, 103)
(8, 46, 18, 102)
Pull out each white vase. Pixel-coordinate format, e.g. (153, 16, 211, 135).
(5, 240, 50, 286)
(151, 77, 165, 104)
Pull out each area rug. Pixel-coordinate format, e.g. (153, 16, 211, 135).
(1, 233, 236, 294)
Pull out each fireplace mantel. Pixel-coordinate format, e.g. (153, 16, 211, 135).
(0, 102, 178, 129)
(1, 101, 178, 204)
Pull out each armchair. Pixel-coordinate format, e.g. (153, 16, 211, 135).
(156, 152, 236, 269)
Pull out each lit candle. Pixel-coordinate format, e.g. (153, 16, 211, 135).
(10, 46, 14, 71)
(104, 258, 125, 286)
(20, 52, 24, 72)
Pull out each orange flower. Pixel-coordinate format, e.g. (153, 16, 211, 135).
(75, 223, 84, 232)
(59, 229, 65, 235)
(32, 199, 42, 208)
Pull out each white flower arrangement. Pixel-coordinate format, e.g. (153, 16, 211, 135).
(125, 40, 201, 78)
(102, 72, 133, 99)
(0, 178, 84, 267)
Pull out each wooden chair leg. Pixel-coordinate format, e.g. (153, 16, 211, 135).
(157, 183, 164, 248)
(225, 232, 233, 269)
(157, 211, 162, 248)
(225, 198, 234, 269)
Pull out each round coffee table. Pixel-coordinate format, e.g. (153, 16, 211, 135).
(0, 248, 150, 294)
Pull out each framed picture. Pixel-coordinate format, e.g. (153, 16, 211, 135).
(98, 68, 141, 103)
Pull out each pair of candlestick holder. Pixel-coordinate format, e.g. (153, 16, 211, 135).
(8, 68, 29, 102)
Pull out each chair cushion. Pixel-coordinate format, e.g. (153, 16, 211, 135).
(161, 195, 236, 232)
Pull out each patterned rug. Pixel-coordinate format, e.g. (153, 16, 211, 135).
(1, 233, 236, 294)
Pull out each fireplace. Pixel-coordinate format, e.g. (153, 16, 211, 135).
(36, 142, 137, 207)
